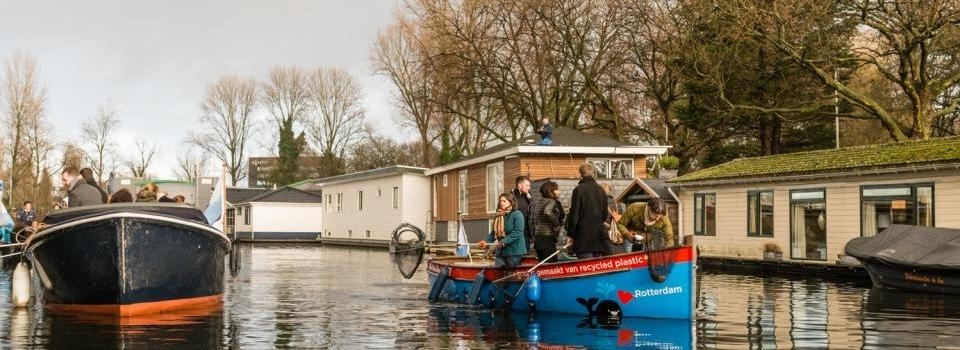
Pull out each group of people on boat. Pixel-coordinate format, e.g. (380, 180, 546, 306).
(58, 166, 185, 208)
(477, 163, 674, 267)
(1, 167, 187, 242)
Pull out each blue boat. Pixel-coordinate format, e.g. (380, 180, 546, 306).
(426, 245, 697, 320)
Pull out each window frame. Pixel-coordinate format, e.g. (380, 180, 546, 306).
(585, 158, 635, 179)
(789, 188, 826, 261)
(458, 170, 469, 215)
(859, 183, 935, 237)
(358, 190, 363, 211)
(486, 162, 504, 213)
(694, 193, 716, 236)
(244, 205, 251, 225)
(393, 186, 399, 209)
(336, 193, 343, 212)
(747, 190, 774, 237)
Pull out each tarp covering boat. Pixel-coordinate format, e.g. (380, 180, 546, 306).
(845, 225, 960, 270)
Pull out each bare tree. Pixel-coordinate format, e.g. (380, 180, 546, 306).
(262, 66, 311, 186)
(2, 52, 47, 208)
(124, 138, 157, 178)
(189, 76, 258, 186)
(305, 68, 366, 177)
(173, 146, 211, 182)
(81, 103, 120, 185)
(26, 104, 54, 205)
(373, 17, 438, 166)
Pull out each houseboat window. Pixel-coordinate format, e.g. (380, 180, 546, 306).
(694, 193, 716, 236)
(393, 186, 399, 209)
(325, 195, 331, 212)
(443, 174, 448, 187)
(486, 162, 503, 212)
(586, 158, 634, 179)
(337, 193, 343, 212)
(459, 170, 469, 215)
(226, 208, 235, 234)
(358, 191, 363, 211)
(748, 190, 774, 237)
(244, 206, 251, 225)
(790, 189, 826, 261)
(860, 184, 934, 236)
(377, 188, 382, 197)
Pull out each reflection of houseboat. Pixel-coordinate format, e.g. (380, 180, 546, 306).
(846, 225, 960, 294)
(667, 137, 960, 271)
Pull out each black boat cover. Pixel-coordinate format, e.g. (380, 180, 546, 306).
(845, 224, 960, 270)
(42, 203, 210, 226)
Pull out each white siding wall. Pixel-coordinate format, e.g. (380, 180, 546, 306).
(322, 172, 430, 241)
(251, 203, 323, 235)
(678, 172, 960, 262)
(401, 173, 433, 236)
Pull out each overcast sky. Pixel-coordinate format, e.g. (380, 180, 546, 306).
(1, 0, 405, 181)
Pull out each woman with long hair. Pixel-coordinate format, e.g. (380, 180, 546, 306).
(478, 192, 528, 267)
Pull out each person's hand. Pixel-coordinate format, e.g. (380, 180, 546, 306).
(497, 242, 504, 248)
(477, 240, 487, 249)
(565, 237, 574, 247)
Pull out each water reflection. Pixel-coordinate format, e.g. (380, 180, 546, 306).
(429, 307, 693, 349)
(863, 287, 960, 348)
(0, 245, 958, 348)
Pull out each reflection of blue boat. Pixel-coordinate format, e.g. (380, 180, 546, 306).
(426, 245, 696, 319)
(429, 307, 693, 349)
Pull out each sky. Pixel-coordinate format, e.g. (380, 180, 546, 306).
(0, 0, 405, 181)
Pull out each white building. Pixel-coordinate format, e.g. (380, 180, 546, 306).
(230, 186, 324, 241)
(302, 166, 431, 246)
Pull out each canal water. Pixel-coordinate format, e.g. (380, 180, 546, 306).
(0, 243, 958, 349)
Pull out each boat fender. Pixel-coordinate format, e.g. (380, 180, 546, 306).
(428, 267, 449, 302)
(11, 262, 31, 307)
(525, 273, 541, 302)
(467, 270, 486, 305)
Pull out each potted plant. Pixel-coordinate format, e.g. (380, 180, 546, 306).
(763, 242, 783, 260)
(658, 155, 680, 178)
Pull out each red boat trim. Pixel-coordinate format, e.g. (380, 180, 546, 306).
(45, 294, 223, 317)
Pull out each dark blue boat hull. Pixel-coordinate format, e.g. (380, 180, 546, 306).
(26, 211, 230, 314)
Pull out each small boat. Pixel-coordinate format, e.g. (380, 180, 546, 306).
(425, 245, 696, 320)
(845, 224, 960, 294)
(24, 203, 231, 316)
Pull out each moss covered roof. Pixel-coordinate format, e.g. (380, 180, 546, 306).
(670, 136, 960, 184)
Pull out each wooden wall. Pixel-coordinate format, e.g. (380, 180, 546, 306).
(433, 153, 652, 222)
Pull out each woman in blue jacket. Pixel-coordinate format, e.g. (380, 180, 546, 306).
(478, 192, 528, 267)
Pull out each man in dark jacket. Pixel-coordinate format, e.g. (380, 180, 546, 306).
(511, 175, 533, 249)
(61, 167, 105, 208)
(80, 168, 109, 204)
(565, 163, 611, 258)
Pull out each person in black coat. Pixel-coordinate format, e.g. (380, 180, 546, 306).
(511, 175, 533, 249)
(565, 163, 611, 258)
(80, 168, 109, 204)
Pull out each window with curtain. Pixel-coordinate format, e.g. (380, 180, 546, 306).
(860, 184, 934, 236)
(486, 162, 503, 213)
(748, 190, 774, 237)
(459, 170, 469, 215)
(694, 193, 716, 236)
(790, 189, 826, 260)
